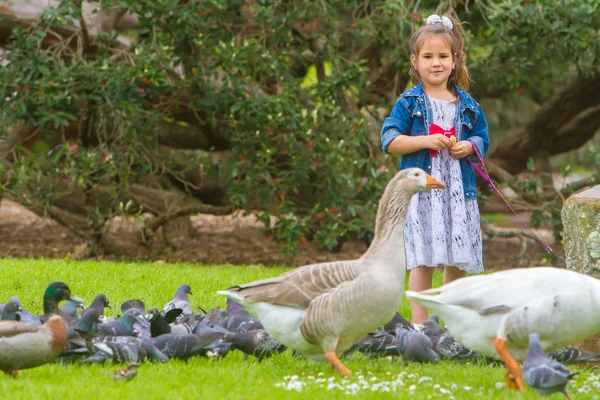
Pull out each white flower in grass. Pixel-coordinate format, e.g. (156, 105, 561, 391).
(462, 386, 472, 391)
(419, 376, 432, 383)
(439, 387, 452, 395)
(495, 382, 505, 389)
(408, 385, 417, 391)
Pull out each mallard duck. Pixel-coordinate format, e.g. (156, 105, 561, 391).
(0, 315, 68, 376)
(406, 267, 600, 390)
(218, 168, 445, 375)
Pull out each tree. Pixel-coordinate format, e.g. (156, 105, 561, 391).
(0, 0, 598, 256)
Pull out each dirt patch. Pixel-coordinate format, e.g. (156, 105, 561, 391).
(0, 200, 563, 268)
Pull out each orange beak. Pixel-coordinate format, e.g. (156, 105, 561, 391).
(426, 174, 445, 189)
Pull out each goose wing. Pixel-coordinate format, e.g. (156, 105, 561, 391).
(220, 260, 360, 309)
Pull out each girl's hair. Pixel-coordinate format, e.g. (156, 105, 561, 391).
(409, 15, 470, 91)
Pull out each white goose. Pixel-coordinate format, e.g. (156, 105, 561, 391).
(406, 267, 600, 391)
(218, 168, 445, 375)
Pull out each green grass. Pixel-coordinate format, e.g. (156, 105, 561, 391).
(0, 258, 598, 400)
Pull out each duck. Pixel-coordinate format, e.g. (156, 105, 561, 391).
(0, 315, 68, 376)
(405, 267, 600, 391)
(218, 168, 445, 375)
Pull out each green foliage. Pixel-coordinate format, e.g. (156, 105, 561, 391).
(514, 145, 600, 242)
(0, 0, 597, 254)
(470, 0, 600, 98)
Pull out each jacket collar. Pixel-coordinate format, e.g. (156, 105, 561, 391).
(402, 82, 478, 112)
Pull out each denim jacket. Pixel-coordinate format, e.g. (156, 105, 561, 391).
(380, 82, 490, 199)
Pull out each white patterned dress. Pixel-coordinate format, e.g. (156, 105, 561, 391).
(403, 95, 484, 274)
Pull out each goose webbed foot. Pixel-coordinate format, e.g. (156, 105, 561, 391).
(494, 337, 525, 392)
(324, 350, 352, 376)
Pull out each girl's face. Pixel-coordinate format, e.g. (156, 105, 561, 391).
(411, 35, 455, 90)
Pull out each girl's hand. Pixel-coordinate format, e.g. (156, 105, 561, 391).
(449, 140, 474, 159)
(426, 134, 453, 151)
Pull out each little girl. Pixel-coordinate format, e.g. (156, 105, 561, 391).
(380, 15, 490, 327)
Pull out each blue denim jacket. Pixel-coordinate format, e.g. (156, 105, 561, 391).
(381, 82, 490, 199)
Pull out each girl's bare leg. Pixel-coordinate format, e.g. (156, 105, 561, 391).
(408, 266, 434, 324)
(443, 266, 466, 284)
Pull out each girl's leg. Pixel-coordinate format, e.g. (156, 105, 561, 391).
(408, 266, 434, 324)
(443, 266, 466, 285)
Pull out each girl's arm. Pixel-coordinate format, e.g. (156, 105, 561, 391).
(381, 98, 452, 155)
(387, 133, 452, 155)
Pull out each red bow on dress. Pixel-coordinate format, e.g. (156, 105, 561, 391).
(429, 123, 455, 158)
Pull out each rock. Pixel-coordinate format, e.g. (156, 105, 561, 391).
(562, 185, 600, 278)
(562, 185, 600, 353)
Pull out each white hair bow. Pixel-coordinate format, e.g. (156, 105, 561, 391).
(426, 14, 453, 30)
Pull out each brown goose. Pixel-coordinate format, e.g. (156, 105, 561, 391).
(218, 168, 445, 375)
(0, 315, 69, 376)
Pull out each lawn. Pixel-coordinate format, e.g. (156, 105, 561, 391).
(0, 258, 597, 400)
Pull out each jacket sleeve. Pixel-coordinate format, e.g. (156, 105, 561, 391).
(381, 97, 411, 154)
(467, 103, 490, 163)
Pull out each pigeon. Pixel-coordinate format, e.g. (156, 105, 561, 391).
(225, 298, 262, 334)
(96, 309, 146, 337)
(523, 333, 578, 399)
(84, 337, 169, 364)
(345, 329, 398, 358)
(1, 301, 22, 321)
(549, 345, 600, 364)
(107, 363, 139, 381)
(147, 308, 196, 337)
(223, 329, 286, 360)
(193, 307, 229, 337)
(421, 316, 480, 361)
(162, 284, 193, 318)
(71, 309, 101, 338)
(383, 312, 414, 334)
(395, 324, 439, 364)
(121, 299, 145, 315)
(0, 315, 69, 376)
(83, 294, 111, 318)
(60, 298, 85, 321)
(10, 297, 39, 325)
(152, 333, 231, 360)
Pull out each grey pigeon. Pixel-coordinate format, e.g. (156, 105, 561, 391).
(225, 298, 262, 334)
(549, 345, 600, 364)
(523, 333, 578, 399)
(383, 312, 414, 334)
(1, 301, 22, 321)
(162, 284, 193, 318)
(152, 333, 231, 360)
(345, 329, 398, 358)
(96, 309, 146, 336)
(395, 324, 439, 364)
(60, 298, 85, 321)
(223, 329, 286, 360)
(71, 309, 101, 338)
(83, 294, 111, 318)
(83, 337, 168, 364)
(147, 308, 196, 337)
(121, 299, 145, 315)
(193, 307, 229, 336)
(422, 316, 479, 361)
(10, 297, 39, 325)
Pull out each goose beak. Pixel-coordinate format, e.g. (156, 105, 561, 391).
(425, 174, 445, 189)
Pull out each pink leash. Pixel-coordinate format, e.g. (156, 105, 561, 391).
(467, 146, 566, 265)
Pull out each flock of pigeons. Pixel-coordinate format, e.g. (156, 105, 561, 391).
(0, 280, 597, 395)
